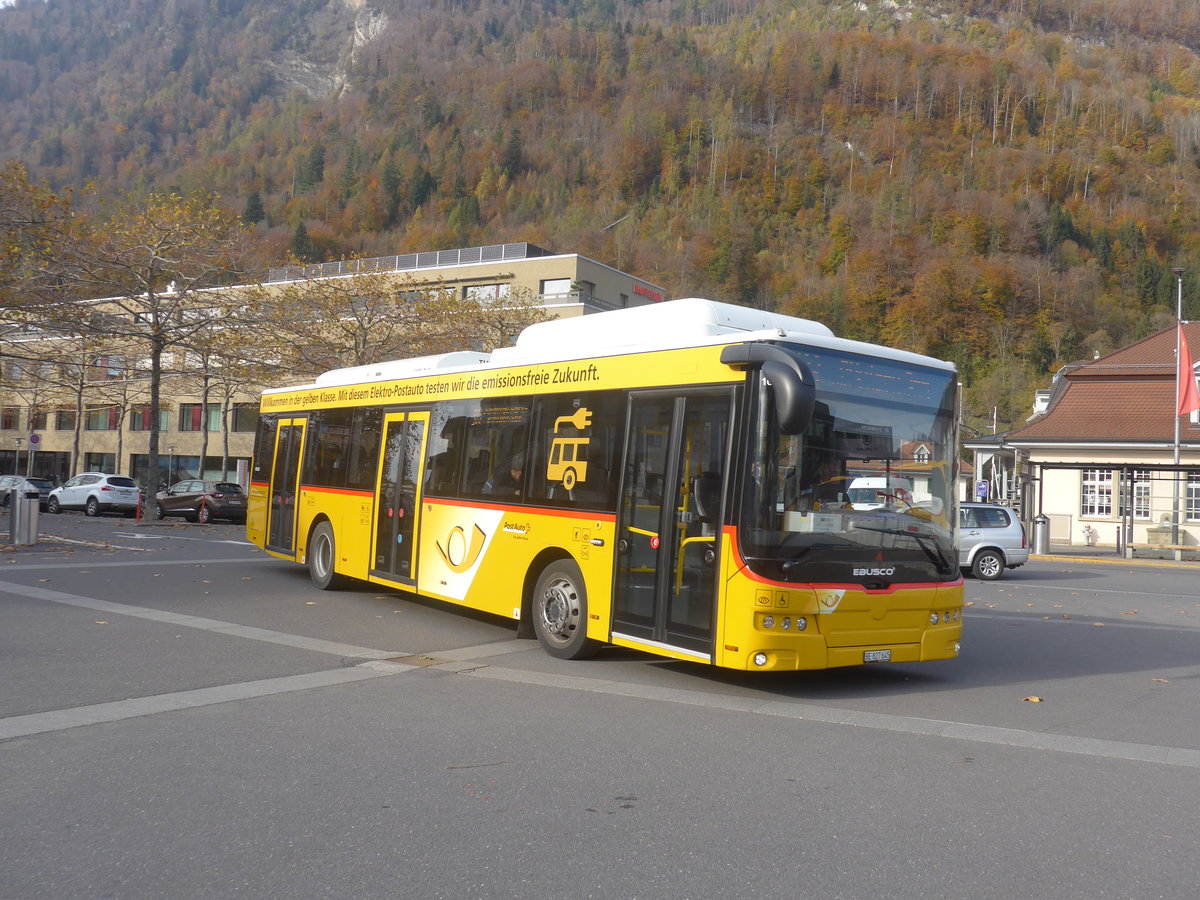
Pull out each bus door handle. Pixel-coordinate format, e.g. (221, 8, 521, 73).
(590, 538, 605, 547)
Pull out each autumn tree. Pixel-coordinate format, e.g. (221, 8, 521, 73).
(0, 160, 77, 313)
(42, 191, 250, 487)
(233, 270, 550, 381)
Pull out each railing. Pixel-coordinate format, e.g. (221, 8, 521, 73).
(267, 242, 552, 284)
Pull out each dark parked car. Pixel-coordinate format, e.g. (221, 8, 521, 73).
(0, 475, 55, 510)
(155, 480, 247, 524)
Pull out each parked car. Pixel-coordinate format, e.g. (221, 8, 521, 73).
(0, 475, 55, 510)
(959, 501, 1029, 580)
(47, 473, 141, 516)
(155, 479, 247, 524)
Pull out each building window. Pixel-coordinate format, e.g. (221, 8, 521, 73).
(1117, 469, 1152, 520)
(0, 407, 18, 430)
(179, 403, 221, 432)
(130, 405, 171, 432)
(56, 409, 77, 431)
(85, 452, 116, 473)
(1187, 472, 1200, 522)
(31, 409, 48, 430)
(1080, 469, 1112, 518)
(540, 277, 571, 297)
(89, 355, 124, 382)
(465, 283, 510, 302)
(85, 406, 119, 430)
(232, 403, 258, 432)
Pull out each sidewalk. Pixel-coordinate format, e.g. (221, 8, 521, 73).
(1035, 541, 1200, 567)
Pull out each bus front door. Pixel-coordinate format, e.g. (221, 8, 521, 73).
(371, 412, 429, 585)
(613, 391, 733, 659)
(266, 417, 306, 555)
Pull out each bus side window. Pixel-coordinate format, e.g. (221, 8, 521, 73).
(346, 407, 381, 490)
(529, 391, 621, 510)
(425, 403, 473, 498)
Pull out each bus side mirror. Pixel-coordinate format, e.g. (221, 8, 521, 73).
(761, 360, 815, 434)
(721, 344, 816, 434)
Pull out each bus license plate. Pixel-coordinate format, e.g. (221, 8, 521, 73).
(864, 649, 891, 663)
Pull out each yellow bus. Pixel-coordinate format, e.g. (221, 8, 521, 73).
(247, 298, 962, 671)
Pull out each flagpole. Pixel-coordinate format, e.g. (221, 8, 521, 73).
(1172, 266, 1184, 551)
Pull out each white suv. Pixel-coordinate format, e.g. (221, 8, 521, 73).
(959, 502, 1029, 580)
(47, 473, 141, 517)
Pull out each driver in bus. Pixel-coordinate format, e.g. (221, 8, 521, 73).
(795, 455, 845, 511)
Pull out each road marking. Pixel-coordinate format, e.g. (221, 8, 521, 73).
(0, 556, 262, 571)
(0, 579, 405, 660)
(3, 578, 1197, 769)
(0, 665, 410, 741)
(455, 664, 1200, 769)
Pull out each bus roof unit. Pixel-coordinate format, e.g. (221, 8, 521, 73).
(313, 351, 492, 387)
(491, 298, 833, 365)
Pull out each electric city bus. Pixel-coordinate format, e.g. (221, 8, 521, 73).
(247, 298, 962, 671)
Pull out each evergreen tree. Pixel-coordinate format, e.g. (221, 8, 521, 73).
(242, 190, 264, 225)
(291, 222, 317, 262)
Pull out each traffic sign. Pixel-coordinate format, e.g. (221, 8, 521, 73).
(975, 480, 989, 500)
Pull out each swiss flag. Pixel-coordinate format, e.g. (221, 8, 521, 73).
(1178, 323, 1200, 417)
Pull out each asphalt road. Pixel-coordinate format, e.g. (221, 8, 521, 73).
(2, 512, 1199, 899)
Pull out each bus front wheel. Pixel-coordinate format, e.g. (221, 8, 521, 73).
(308, 521, 347, 590)
(531, 559, 598, 660)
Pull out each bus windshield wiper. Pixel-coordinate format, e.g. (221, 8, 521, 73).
(848, 525, 955, 575)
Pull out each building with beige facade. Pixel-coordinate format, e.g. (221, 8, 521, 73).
(966, 322, 1200, 556)
(0, 242, 666, 488)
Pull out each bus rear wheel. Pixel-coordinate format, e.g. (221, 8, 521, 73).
(308, 521, 347, 590)
(531, 559, 598, 660)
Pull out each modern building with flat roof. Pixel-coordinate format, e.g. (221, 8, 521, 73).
(1, 243, 667, 486)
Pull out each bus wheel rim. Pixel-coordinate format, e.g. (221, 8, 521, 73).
(540, 576, 578, 641)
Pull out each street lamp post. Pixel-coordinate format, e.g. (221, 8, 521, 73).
(167, 445, 175, 489)
(1172, 267, 1185, 551)
(13, 437, 22, 475)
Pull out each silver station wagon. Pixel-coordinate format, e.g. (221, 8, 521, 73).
(959, 502, 1029, 580)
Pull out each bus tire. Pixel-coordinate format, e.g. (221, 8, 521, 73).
(531, 558, 598, 660)
(308, 521, 347, 590)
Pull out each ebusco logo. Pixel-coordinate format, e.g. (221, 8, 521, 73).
(853, 567, 896, 577)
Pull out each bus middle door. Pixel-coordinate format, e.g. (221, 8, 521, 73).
(371, 411, 429, 586)
(613, 390, 732, 660)
(266, 417, 306, 555)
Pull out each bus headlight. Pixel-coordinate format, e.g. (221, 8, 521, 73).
(753, 652, 769, 667)
(930, 612, 939, 625)
(762, 616, 774, 629)
(796, 617, 807, 631)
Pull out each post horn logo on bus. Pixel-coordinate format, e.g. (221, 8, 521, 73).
(436, 523, 487, 574)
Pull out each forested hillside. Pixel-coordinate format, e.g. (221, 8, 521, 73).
(3, 0, 1200, 432)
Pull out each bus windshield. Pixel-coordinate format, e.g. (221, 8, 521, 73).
(738, 343, 958, 584)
